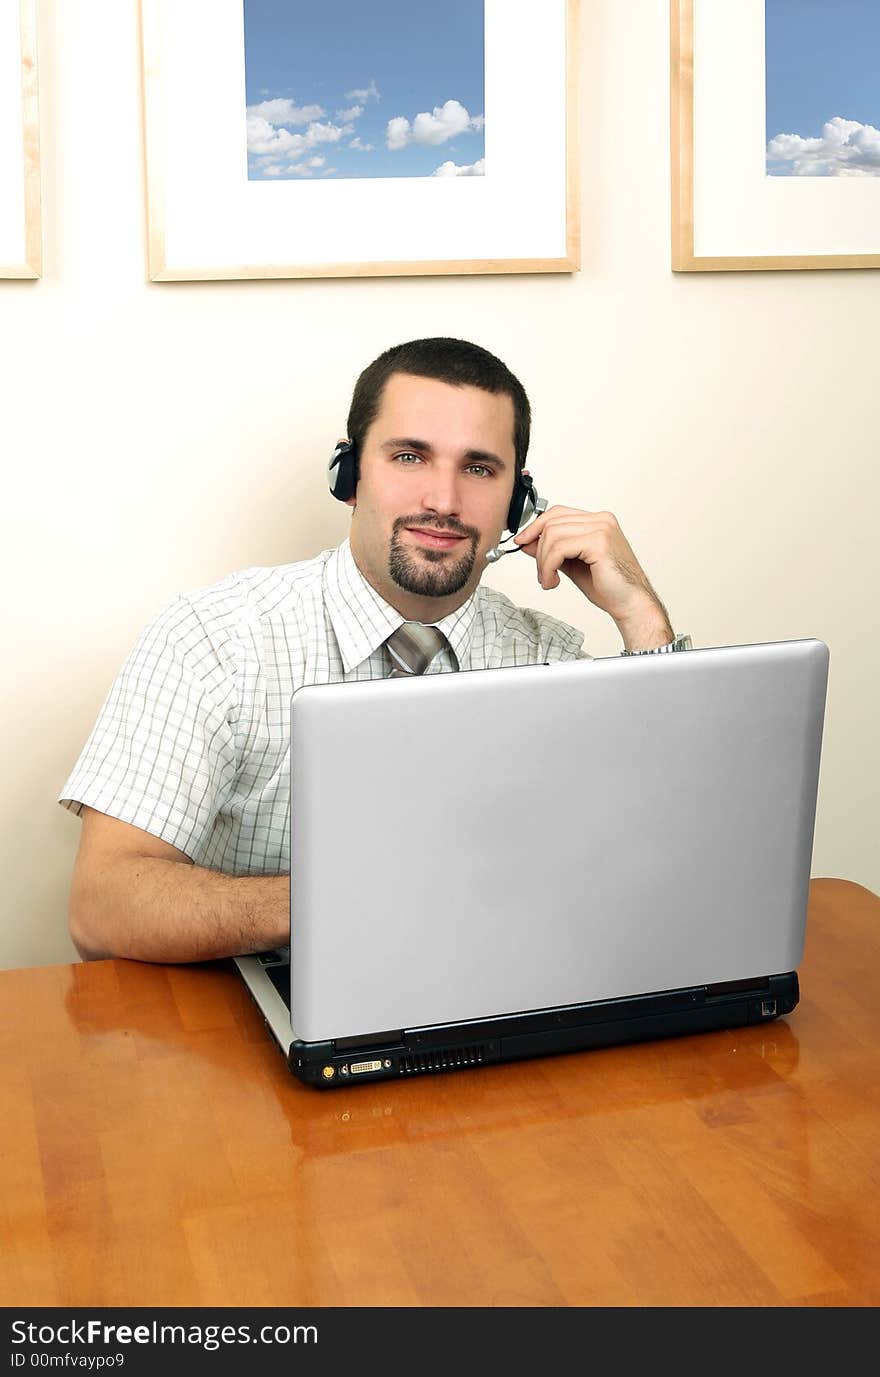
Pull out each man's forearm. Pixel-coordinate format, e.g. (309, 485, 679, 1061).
(614, 596, 674, 652)
(71, 856, 290, 964)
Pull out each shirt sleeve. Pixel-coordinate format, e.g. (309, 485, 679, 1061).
(57, 595, 238, 858)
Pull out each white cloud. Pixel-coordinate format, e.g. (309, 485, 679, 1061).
(386, 100, 483, 150)
(269, 156, 329, 179)
(386, 116, 411, 151)
(321, 167, 338, 176)
(346, 79, 380, 102)
(767, 116, 880, 176)
(305, 120, 354, 145)
(247, 98, 324, 126)
(412, 100, 472, 144)
(336, 105, 363, 122)
(246, 116, 311, 158)
(348, 136, 374, 152)
(248, 116, 353, 160)
(433, 158, 485, 177)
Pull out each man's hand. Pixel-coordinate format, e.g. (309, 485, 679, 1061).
(512, 504, 673, 645)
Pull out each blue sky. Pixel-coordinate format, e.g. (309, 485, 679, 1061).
(766, 0, 880, 175)
(243, 0, 485, 181)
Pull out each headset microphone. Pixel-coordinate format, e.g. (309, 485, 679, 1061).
(485, 481, 548, 562)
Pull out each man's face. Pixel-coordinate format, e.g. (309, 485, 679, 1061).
(347, 372, 517, 620)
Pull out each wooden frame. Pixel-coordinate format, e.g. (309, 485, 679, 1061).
(671, 0, 880, 272)
(141, 0, 580, 282)
(0, 0, 41, 278)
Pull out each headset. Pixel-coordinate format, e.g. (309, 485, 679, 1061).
(328, 439, 547, 562)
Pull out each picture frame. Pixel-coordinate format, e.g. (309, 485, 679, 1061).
(671, 0, 880, 271)
(0, 0, 41, 279)
(140, 0, 580, 282)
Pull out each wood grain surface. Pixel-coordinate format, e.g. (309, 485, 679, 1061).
(1, 878, 878, 1307)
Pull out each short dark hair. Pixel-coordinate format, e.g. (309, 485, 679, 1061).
(346, 337, 531, 483)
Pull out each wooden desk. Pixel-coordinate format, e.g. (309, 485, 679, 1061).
(1, 878, 878, 1308)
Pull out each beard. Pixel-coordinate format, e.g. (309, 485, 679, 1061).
(388, 515, 480, 599)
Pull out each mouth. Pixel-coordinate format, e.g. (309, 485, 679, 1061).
(405, 527, 469, 550)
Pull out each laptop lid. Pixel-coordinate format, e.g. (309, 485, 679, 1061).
(286, 639, 828, 1045)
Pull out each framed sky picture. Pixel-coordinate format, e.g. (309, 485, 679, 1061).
(671, 0, 880, 270)
(141, 0, 580, 281)
(0, 0, 41, 279)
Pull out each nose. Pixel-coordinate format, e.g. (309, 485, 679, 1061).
(419, 465, 462, 519)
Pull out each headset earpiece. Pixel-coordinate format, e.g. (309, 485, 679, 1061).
(505, 469, 538, 536)
(328, 440, 358, 502)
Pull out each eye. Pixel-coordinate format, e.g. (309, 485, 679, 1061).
(466, 464, 493, 478)
(393, 451, 423, 464)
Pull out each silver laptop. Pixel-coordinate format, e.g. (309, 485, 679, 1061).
(235, 638, 829, 1088)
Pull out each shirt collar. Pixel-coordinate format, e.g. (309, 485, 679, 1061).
(324, 538, 480, 674)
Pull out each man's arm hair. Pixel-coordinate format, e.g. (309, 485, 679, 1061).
(68, 806, 289, 964)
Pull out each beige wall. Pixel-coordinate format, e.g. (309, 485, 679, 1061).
(2, 0, 877, 970)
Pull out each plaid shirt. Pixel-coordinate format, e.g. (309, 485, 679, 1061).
(58, 539, 590, 874)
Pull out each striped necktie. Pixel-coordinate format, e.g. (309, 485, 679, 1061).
(385, 622, 449, 677)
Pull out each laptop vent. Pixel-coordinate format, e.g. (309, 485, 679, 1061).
(399, 1044, 486, 1076)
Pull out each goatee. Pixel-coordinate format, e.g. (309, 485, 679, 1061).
(388, 517, 479, 598)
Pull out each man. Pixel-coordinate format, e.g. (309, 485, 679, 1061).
(60, 338, 690, 964)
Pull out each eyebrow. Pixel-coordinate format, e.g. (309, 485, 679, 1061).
(379, 437, 508, 470)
